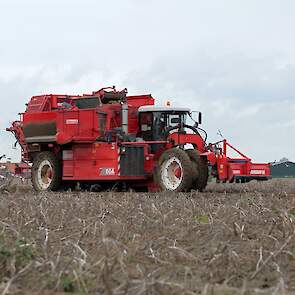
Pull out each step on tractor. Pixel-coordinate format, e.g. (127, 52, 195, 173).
(7, 87, 270, 192)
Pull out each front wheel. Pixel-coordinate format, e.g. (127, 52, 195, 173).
(186, 149, 209, 191)
(31, 151, 61, 192)
(157, 148, 193, 192)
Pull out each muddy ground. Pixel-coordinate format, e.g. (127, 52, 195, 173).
(1, 179, 295, 294)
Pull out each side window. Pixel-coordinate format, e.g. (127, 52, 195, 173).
(141, 113, 153, 131)
(139, 113, 153, 140)
(153, 113, 167, 140)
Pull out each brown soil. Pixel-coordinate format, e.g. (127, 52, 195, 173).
(1, 179, 295, 294)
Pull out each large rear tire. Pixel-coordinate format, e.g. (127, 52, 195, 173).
(186, 149, 209, 192)
(157, 148, 193, 192)
(31, 151, 61, 192)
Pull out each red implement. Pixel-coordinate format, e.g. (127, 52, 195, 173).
(7, 86, 270, 192)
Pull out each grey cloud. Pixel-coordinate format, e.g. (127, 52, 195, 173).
(1, 52, 295, 162)
(124, 53, 295, 103)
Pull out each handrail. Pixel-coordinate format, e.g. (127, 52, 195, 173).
(212, 139, 251, 160)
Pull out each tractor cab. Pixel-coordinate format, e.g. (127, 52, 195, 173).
(138, 106, 192, 141)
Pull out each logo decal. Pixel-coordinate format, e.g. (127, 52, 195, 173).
(66, 119, 79, 125)
(100, 168, 115, 176)
(250, 170, 265, 175)
(232, 169, 241, 174)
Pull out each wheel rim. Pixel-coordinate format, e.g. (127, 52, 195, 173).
(37, 160, 53, 190)
(161, 156, 183, 190)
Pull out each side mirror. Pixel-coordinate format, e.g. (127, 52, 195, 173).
(198, 112, 202, 125)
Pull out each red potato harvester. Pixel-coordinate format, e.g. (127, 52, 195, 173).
(7, 86, 270, 192)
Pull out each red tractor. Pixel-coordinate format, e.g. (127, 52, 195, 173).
(7, 86, 270, 192)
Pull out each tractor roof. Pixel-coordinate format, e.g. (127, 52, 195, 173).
(138, 106, 191, 113)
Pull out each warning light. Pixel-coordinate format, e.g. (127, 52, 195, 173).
(166, 101, 171, 106)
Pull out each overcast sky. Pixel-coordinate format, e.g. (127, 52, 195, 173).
(0, 0, 295, 162)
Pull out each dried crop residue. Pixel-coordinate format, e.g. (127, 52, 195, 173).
(1, 179, 295, 294)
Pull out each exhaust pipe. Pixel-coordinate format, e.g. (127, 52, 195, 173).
(122, 103, 128, 134)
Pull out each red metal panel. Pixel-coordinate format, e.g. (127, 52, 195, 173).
(56, 109, 99, 144)
(216, 157, 228, 181)
(26, 96, 48, 112)
(61, 111, 79, 137)
(62, 142, 151, 181)
(128, 106, 140, 134)
(62, 143, 118, 180)
(127, 95, 154, 107)
(63, 150, 74, 177)
(127, 95, 154, 134)
(169, 133, 206, 152)
(23, 111, 57, 123)
(63, 162, 74, 177)
(249, 163, 270, 177)
(228, 162, 247, 177)
(77, 110, 96, 139)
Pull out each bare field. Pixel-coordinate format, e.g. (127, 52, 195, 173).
(1, 179, 295, 294)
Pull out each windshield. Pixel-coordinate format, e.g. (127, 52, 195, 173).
(153, 111, 187, 127)
(139, 111, 188, 141)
